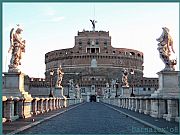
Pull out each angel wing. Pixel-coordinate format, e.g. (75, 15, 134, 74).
(10, 28, 14, 46)
(90, 19, 95, 25)
(8, 28, 14, 53)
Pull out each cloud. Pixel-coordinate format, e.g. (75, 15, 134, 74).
(49, 16, 65, 22)
(42, 8, 65, 23)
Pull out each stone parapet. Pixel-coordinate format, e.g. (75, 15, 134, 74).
(100, 96, 179, 122)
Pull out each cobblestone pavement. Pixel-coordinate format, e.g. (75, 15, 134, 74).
(17, 102, 168, 134)
(103, 102, 179, 134)
(3, 103, 83, 135)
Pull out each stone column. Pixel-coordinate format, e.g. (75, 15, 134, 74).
(48, 98, 53, 111)
(17, 98, 25, 118)
(117, 98, 120, 107)
(144, 97, 151, 115)
(131, 98, 136, 111)
(122, 97, 126, 108)
(134, 98, 140, 112)
(52, 98, 56, 110)
(60, 98, 64, 107)
(64, 97, 68, 107)
(166, 98, 179, 121)
(13, 97, 20, 117)
(23, 98, 33, 118)
(150, 98, 166, 118)
(119, 98, 122, 107)
(2, 96, 8, 122)
(38, 98, 45, 113)
(59, 98, 63, 108)
(31, 98, 38, 115)
(128, 98, 131, 110)
(43, 98, 49, 112)
(4, 97, 16, 121)
(124, 98, 127, 108)
(55, 98, 59, 109)
(139, 98, 145, 113)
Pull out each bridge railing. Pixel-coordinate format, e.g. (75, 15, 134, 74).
(2, 96, 83, 123)
(101, 97, 179, 122)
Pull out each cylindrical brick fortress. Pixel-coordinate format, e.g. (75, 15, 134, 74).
(45, 30, 143, 87)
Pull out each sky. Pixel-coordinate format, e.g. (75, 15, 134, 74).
(2, 2, 179, 78)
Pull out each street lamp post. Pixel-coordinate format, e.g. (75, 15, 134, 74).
(130, 69, 135, 97)
(115, 82, 118, 97)
(49, 69, 54, 97)
(67, 83, 70, 98)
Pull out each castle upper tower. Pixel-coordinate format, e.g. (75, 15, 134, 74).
(73, 30, 111, 54)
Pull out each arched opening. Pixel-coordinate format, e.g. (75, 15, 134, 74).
(90, 95, 96, 102)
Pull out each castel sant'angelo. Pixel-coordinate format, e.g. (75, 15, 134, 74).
(44, 20, 147, 96)
(16, 20, 158, 99)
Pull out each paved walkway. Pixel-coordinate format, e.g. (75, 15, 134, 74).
(3, 102, 179, 134)
(3, 103, 84, 135)
(102, 102, 179, 134)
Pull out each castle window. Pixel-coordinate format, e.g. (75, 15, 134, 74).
(137, 53, 141, 57)
(96, 48, 100, 53)
(113, 51, 115, 54)
(87, 48, 90, 53)
(143, 88, 146, 91)
(96, 39, 99, 45)
(104, 40, 108, 48)
(130, 52, 135, 56)
(148, 88, 151, 91)
(87, 39, 90, 45)
(79, 39, 82, 45)
(91, 48, 95, 53)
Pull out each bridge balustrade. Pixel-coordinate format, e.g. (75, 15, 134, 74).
(101, 97, 179, 122)
(2, 96, 83, 123)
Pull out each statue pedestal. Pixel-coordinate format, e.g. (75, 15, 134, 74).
(54, 87, 66, 98)
(150, 71, 179, 119)
(110, 88, 116, 98)
(3, 72, 32, 99)
(69, 90, 75, 99)
(3, 72, 32, 120)
(121, 86, 130, 97)
(151, 71, 179, 98)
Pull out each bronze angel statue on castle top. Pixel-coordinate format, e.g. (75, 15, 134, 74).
(8, 24, 26, 72)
